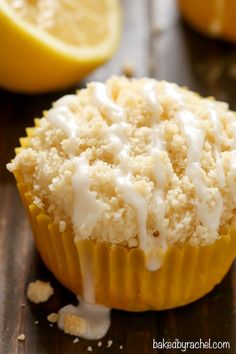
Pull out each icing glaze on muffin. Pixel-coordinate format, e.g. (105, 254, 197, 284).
(8, 76, 236, 270)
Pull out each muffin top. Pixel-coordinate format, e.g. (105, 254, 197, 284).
(7, 76, 236, 269)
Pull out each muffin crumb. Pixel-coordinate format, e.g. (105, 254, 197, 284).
(97, 341, 102, 347)
(47, 313, 58, 323)
(107, 339, 113, 348)
(119, 345, 123, 350)
(34, 320, 39, 325)
(87, 346, 93, 352)
(63, 314, 87, 336)
(27, 280, 54, 303)
(17, 334, 25, 341)
(73, 337, 79, 343)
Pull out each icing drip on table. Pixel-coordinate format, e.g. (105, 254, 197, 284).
(58, 297, 111, 340)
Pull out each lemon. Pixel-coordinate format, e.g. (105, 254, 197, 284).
(179, 0, 236, 43)
(0, 0, 121, 93)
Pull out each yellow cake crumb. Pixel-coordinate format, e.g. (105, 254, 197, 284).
(27, 280, 54, 303)
(47, 313, 58, 323)
(107, 339, 113, 348)
(17, 334, 25, 341)
(63, 314, 87, 337)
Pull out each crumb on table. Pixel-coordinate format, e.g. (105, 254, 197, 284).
(107, 339, 113, 348)
(63, 314, 87, 336)
(17, 334, 25, 341)
(27, 280, 54, 303)
(47, 313, 58, 323)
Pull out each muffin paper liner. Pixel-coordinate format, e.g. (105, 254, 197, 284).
(12, 129, 236, 311)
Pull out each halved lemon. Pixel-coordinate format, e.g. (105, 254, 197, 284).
(0, 0, 121, 93)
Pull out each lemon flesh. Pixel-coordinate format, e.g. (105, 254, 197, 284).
(0, 0, 121, 93)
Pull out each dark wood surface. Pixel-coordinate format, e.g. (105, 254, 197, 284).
(1, 1, 236, 353)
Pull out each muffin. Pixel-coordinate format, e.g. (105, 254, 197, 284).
(7, 76, 236, 311)
(179, 0, 236, 42)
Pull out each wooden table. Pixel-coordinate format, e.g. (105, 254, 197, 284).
(0, 1, 236, 353)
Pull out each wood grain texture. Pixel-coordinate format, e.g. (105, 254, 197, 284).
(0, 0, 236, 353)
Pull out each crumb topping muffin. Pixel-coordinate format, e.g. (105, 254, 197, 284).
(7, 76, 236, 269)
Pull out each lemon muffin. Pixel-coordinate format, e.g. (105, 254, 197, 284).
(7, 76, 236, 311)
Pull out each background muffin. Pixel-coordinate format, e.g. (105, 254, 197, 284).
(179, 0, 236, 42)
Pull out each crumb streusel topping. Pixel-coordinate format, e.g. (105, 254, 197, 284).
(7, 76, 236, 266)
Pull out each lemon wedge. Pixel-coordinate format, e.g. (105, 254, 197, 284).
(0, 0, 121, 93)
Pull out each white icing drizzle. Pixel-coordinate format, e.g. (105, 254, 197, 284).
(58, 297, 110, 340)
(79, 249, 95, 304)
(164, 82, 182, 104)
(47, 105, 78, 139)
(115, 170, 148, 250)
(91, 82, 126, 122)
(72, 154, 105, 304)
(178, 110, 205, 165)
(149, 127, 170, 255)
(229, 115, 236, 149)
(108, 121, 129, 155)
(72, 154, 105, 239)
(91, 80, 174, 269)
(54, 94, 79, 109)
(177, 109, 223, 230)
(150, 127, 168, 189)
(142, 80, 162, 123)
(214, 149, 225, 188)
(92, 82, 150, 252)
(208, 108, 225, 188)
(230, 150, 236, 203)
(110, 126, 148, 250)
